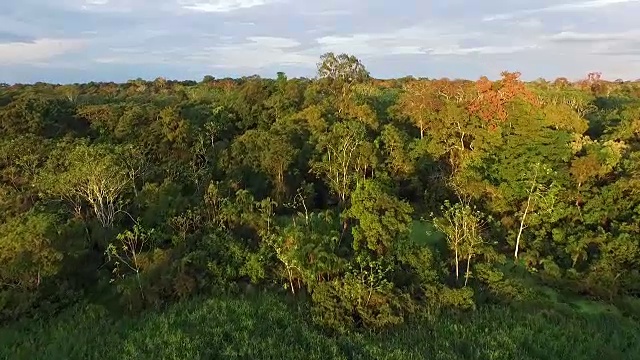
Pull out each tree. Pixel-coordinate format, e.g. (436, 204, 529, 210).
(158, 106, 189, 146)
(0, 212, 63, 290)
(230, 122, 301, 201)
(433, 201, 489, 285)
(313, 120, 372, 205)
(58, 84, 79, 103)
(512, 163, 558, 260)
(114, 144, 150, 197)
(265, 73, 306, 120)
(38, 142, 130, 228)
(315, 53, 375, 122)
(106, 224, 155, 300)
(468, 71, 538, 128)
(0, 135, 49, 192)
(268, 208, 344, 295)
(379, 124, 416, 179)
(317, 53, 370, 84)
(394, 79, 441, 139)
(346, 179, 413, 254)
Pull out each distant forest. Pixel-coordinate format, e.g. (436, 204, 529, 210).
(1, 53, 639, 332)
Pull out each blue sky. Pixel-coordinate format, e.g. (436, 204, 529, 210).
(1, 0, 639, 83)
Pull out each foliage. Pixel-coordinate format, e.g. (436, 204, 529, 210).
(37, 142, 130, 228)
(2, 292, 640, 360)
(1, 54, 640, 347)
(346, 179, 413, 254)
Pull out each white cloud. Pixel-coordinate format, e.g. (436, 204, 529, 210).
(545, 30, 640, 42)
(93, 45, 189, 64)
(90, 35, 311, 69)
(516, 18, 544, 29)
(3, 0, 639, 82)
(596, 41, 640, 55)
(300, 9, 351, 16)
(316, 26, 452, 57)
(315, 26, 533, 58)
(97, 36, 315, 69)
(541, 30, 640, 58)
(188, 36, 316, 68)
(0, 38, 86, 65)
(425, 44, 539, 56)
(75, 0, 139, 12)
(246, 36, 299, 48)
(179, 0, 280, 12)
(484, 0, 640, 21)
(94, 56, 161, 64)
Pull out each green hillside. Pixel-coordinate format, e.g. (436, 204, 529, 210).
(3, 291, 639, 360)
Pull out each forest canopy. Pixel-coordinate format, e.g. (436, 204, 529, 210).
(1, 53, 639, 334)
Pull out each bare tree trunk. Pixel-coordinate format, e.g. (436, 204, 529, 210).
(338, 218, 349, 248)
(455, 246, 459, 281)
(515, 187, 534, 260)
(516, 166, 541, 260)
(464, 254, 472, 287)
(287, 267, 295, 295)
(136, 270, 145, 300)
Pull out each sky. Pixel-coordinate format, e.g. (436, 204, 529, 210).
(1, 0, 640, 83)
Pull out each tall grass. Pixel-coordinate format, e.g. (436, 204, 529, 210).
(2, 291, 639, 360)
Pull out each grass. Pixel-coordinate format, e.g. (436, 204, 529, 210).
(2, 291, 639, 360)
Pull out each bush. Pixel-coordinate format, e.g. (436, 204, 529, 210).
(311, 275, 404, 333)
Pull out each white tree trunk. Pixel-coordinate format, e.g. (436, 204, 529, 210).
(515, 190, 534, 260)
(464, 254, 472, 287)
(455, 246, 459, 281)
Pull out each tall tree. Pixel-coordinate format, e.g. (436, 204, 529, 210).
(38, 142, 130, 228)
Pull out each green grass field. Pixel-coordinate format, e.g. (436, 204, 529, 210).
(2, 290, 639, 360)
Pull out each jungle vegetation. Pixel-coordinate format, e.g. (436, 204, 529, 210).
(1, 54, 640, 359)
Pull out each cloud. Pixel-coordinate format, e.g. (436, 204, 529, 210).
(484, 0, 640, 21)
(315, 26, 533, 58)
(299, 9, 351, 17)
(545, 31, 634, 42)
(189, 36, 316, 69)
(179, 0, 280, 12)
(316, 26, 456, 57)
(542, 30, 640, 57)
(71, 0, 142, 13)
(0, 38, 86, 65)
(1, 0, 639, 82)
(95, 36, 315, 69)
(0, 32, 35, 44)
(425, 44, 539, 56)
(596, 41, 640, 55)
(516, 18, 544, 29)
(93, 45, 190, 65)
(245, 36, 299, 48)
(541, 30, 640, 57)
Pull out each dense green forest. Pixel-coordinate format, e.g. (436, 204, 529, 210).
(2, 53, 640, 358)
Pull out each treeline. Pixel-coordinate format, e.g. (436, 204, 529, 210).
(1, 54, 639, 332)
